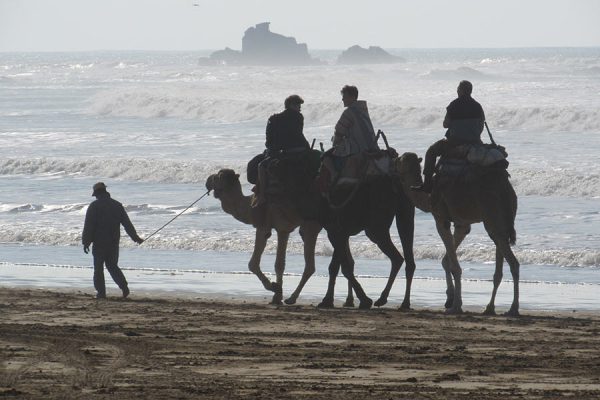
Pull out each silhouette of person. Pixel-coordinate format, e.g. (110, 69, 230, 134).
(414, 80, 486, 192)
(254, 95, 310, 207)
(265, 94, 309, 156)
(82, 182, 144, 299)
(331, 85, 378, 157)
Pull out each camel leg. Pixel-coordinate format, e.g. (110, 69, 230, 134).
(248, 228, 277, 296)
(318, 247, 341, 309)
(442, 224, 470, 309)
(498, 240, 520, 317)
(271, 230, 289, 305)
(484, 246, 503, 315)
(365, 228, 404, 307)
(396, 201, 415, 311)
(337, 237, 372, 310)
(285, 222, 320, 305)
(435, 219, 463, 314)
(343, 246, 355, 308)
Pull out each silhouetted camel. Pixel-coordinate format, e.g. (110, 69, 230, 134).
(205, 169, 354, 306)
(394, 152, 520, 316)
(314, 173, 417, 310)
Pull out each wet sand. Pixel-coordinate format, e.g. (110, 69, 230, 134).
(1, 287, 600, 399)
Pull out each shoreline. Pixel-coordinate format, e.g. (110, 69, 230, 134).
(2, 285, 598, 317)
(3, 258, 600, 312)
(2, 287, 600, 399)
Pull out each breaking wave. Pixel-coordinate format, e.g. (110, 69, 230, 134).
(88, 89, 600, 132)
(0, 158, 246, 184)
(1, 158, 600, 198)
(0, 202, 220, 216)
(1, 225, 599, 268)
(421, 66, 489, 80)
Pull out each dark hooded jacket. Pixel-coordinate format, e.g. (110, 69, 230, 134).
(82, 192, 141, 248)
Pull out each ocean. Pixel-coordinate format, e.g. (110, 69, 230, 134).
(1, 48, 599, 311)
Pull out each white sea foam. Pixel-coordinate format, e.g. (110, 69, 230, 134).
(87, 89, 600, 132)
(0, 158, 246, 184)
(1, 224, 599, 268)
(1, 158, 599, 198)
(0, 201, 219, 215)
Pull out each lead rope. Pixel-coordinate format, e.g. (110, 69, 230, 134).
(142, 190, 211, 243)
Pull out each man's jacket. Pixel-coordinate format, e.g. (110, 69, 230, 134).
(82, 192, 141, 248)
(265, 109, 309, 155)
(444, 96, 485, 145)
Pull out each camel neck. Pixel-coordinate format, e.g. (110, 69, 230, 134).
(219, 191, 254, 225)
(398, 178, 432, 213)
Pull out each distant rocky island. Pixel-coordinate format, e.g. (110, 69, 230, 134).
(201, 22, 321, 66)
(200, 23, 404, 66)
(337, 45, 405, 65)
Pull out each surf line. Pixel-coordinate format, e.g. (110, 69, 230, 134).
(142, 190, 211, 243)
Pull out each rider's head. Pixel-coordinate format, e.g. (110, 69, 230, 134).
(284, 94, 304, 112)
(457, 80, 473, 97)
(341, 85, 358, 107)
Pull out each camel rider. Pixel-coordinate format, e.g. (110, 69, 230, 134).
(332, 85, 379, 159)
(265, 94, 309, 156)
(413, 80, 486, 193)
(255, 95, 310, 206)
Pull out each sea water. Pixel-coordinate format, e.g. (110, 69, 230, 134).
(1, 48, 599, 311)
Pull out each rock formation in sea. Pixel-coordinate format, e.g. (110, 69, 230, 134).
(200, 22, 321, 66)
(337, 45, 405, 65)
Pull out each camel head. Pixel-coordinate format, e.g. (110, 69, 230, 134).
(394, 152, 423, 186)
(205, 169, 241, 199)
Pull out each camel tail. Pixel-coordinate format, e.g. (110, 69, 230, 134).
(509, 227, 516, 246)
(507, 179, 518, 246)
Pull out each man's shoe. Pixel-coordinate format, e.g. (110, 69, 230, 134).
(122, 287, 130, 299)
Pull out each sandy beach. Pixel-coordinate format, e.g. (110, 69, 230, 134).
(1, 287, 600, 399)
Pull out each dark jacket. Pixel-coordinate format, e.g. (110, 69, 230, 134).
(82, 192, 141, 248)
(265, 109, 309, 155)
(444, 96, 485, 144)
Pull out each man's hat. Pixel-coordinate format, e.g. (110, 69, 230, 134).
(92, 182, 107, 196)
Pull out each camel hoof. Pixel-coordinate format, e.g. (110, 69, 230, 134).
(445, 307, 463, 315)
(270, 296, 283, 305)
(359, 298, 373, 310)
(317, 301, 334, 309)
(399, 303, 411, 312)
(374, 298, 387, 307)
(504, 309, 520, 317)
(483, 306, 496, 316)
(270, 292, 283, 305)
(284, 297, 297, 305)
(343, 300, 355, 308)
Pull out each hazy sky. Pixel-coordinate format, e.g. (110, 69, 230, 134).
(1, 0, 599, 51)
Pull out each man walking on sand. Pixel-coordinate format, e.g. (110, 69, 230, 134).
(82, 182, 144, 299)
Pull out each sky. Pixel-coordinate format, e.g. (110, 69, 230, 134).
(1, 0, 599, 51)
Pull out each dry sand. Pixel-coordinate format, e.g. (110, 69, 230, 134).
(1, 287, 600, 399)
